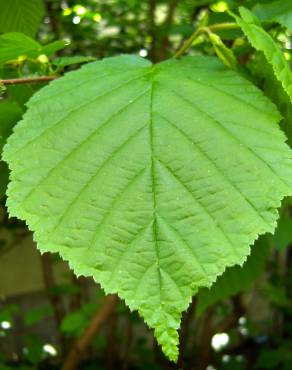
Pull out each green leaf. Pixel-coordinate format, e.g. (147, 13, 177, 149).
(0, 100, 23, 198)
(60, 311, 87, 336)
(253, 1, 292, 30)
(208, 32, 237, 69)
(0, 33, 42, 66)
(273, 215, 292, 251)
(3, 55, 292, 361)
(0, 0, 44, 37)
(0, 33, 67, 67)
(234, 7, 292, 102)
(0, 100, 23, 152)
(24, 305, 53, 326)
(41, 40, 68, 57)
(248, 52, 292, 147)
(23, 335, 44, 364)
(196, 235, 271, 315)
(52, 56, 97, 69)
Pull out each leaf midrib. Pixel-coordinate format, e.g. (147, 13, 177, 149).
(149, 78, 163, 307)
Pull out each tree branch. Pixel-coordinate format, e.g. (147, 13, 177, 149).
(61, 294, 118, 370)
(0, 76, 57, 85)
(148, 0, 158, 62)
(160, 0, 178, 61)
(43, 0, 61, 39)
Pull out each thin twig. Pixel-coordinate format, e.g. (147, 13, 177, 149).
(174, 22, 239, 58)
(61, 295, 118, 370)
(1, 76, 57, 85)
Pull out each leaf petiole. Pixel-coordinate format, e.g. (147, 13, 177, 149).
(174, 22, 239, 58)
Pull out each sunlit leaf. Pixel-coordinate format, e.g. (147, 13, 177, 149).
(234, 7, 292, 102)
(4, 55, 292, 361)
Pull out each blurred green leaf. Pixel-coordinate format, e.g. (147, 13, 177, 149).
(256, 343, 292, 370)
(0, 100, 23, 198)
(41, 40, 68, 57)
(234, 7, 292, 102)
(82, 302, 99, 317)
(0, 0, 44, 37)
(24, 305, 53, 326)
(208, 32, 237, 68)
(49, 283, 81, 296)
(6, 84, 36, 110)
(60, 311, 87, 336)
(0, 33, 68, 68)
(23, 335, 44, 365)
(0, 33, 41, 66)
(248, 52, 292, 147)
(273, 215, 292, 250)
(0, 100, 23, 151)
(262, 283, 290, 308)
(253, 1, 292, 30)
(52, 56, 96, 69)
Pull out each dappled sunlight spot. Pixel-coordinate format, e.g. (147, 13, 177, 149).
(62, 8, 72, 16)
(211, 332, 229, 351)
(73, 16, 81, 25)
(93, 14, 102, 23)
(0, 321, 11, 330)
(139, 49, 148, 58)
(74, 5, 87, 16)
(211, 1, 229, 13)
(43, 344, 58, 356)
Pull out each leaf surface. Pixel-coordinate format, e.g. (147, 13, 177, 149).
(3, 55, 292, 360)
(0, 0, 44, 37)
(234, 7, 292, 102)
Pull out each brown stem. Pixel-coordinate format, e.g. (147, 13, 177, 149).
(159, 0, 178, 61)
(216, 295, 245, 333)
(44, 0, 61, 39)
(148, 0, 158, 63)
(1, 76, 57, 85)
(40, 253, 65, 326)
(61, 295, 118, 370)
